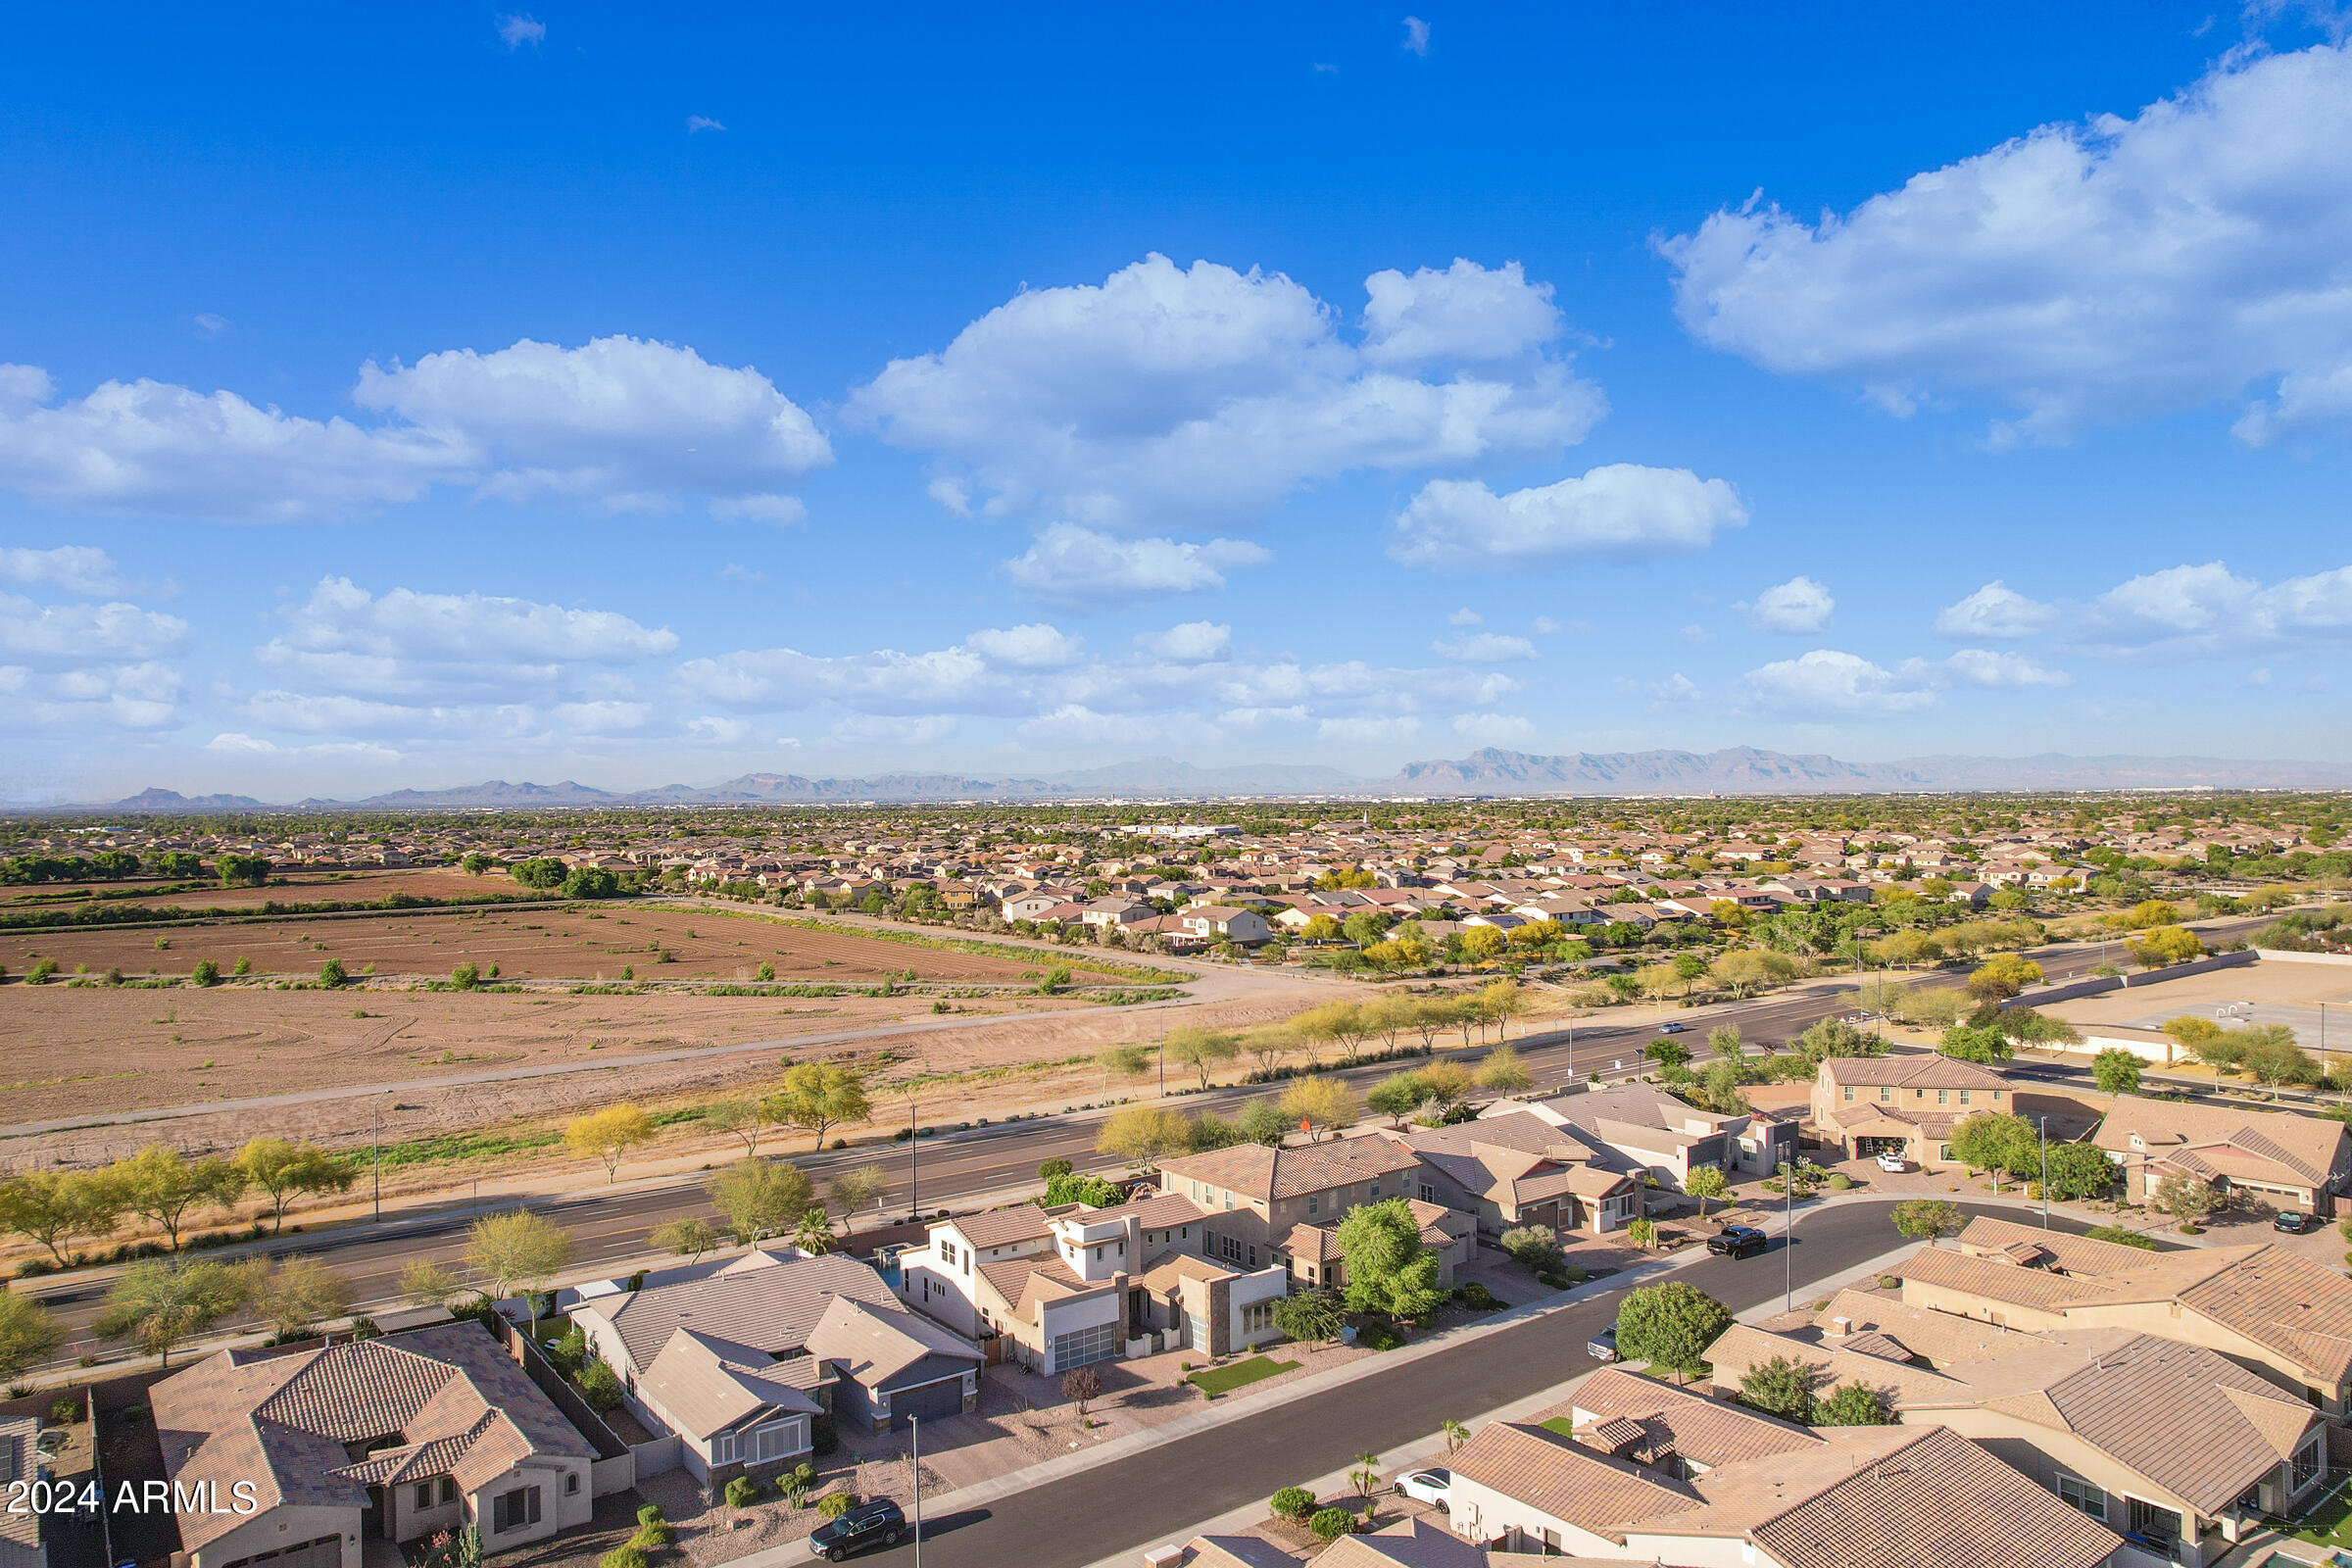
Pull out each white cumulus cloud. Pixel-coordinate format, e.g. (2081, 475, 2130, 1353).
(1934, 580, 2056, 639)
(2074, 560, 2352, 654)
(1431, 632, 1539, 663)
(1738, 650, 1940, 716)
(1943, 648, 2071, 687)
(853, 253, 1599, 529)
(1450, 711, 1535, 745)
(0, 545, 126, 597)
(1136, 621, 1232, 662)
(1663, 42, 2352, 445)
(1004, 523, 1271, 607)
(965, 623, 1086, 668)
(1388, 464, 1747, 570)
(1741, 574, 1835, 633)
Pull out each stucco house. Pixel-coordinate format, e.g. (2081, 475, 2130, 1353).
(2093, 1093, 2352, 1218)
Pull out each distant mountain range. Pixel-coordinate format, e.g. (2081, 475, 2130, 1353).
(78, 746, 2352, 811)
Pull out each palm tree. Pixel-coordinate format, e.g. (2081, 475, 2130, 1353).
(792, 1207, 835, 1254)
(1440, 1419, 1469, 1456)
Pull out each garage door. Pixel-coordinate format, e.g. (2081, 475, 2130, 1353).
(224, 1536, 344, 1568)
(1050, 1321, 1117, 1371)
(1856, 1137, 1905, 1158)
(890, 1376, 965, 1428)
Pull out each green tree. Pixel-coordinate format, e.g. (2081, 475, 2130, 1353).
(650, 1218, 720, 1258)
(318, 956, 347, 988)
(111, 1146, 246, 1250)
(252, 1256, 354, 1341)
(1473, 1044, 1533, 1095)
(564, 1104, 658, 1182)
(94, 1258, 257, 1367)
(1366, 1072, 1429, 1127)
(0, 1292, 65, 1380)
(1497, 1224, 1564, 1275)
(1416, 1058, 1475, 1113)
(1334, 1199, 1442, 1322)
(216, 854, 271, 887)
(1685, 1165, 1730, 1217)
(1947, 1112, 2038, 1190)
(2125, 925, 2204, 968)
(704, 1098, 765, 1156)
(2091, 1049, 2143, 1100)
(465, 1211, 573, 1332)
(1694, 1057, 1752, 1115)
(1793, 1017, 1886, 1061)
(1095, 1044, 1152, 1084)
(1889, 1199, 1964, 1248)
(461, 852, 493, 876)
(2236, 1025, 2318, 1087)
(1278, 1076, 1360, 1142)
(1737, 1355, 1819, 1421)
(1937, 1023, 2014, 1063)
(1272, 1288, 1347, 1343)
(766, 1062, 871, 1148)
(1613, 1282, 1733, 1382)
(1097, 1105, 1192, 1168)
(234, 1137, 353, 1233)
(792, 1207, 835, 1253)
(2042, 1142, 2118, 1202)
(512, 857, 568, 890)
(1164, 1026, 1241, 1089)
(1236, 1101, 1291, 1148)
(707, 1156, 815, 1243)
(2152, 1171, 2221, 1226)
(0, 1170, 123, 1265)
(1644, 1037, 1692, 1071)
(1967, 954, 2044, 1001)
(1705, 1023, 1744, 1059)
(1815, 1381, 1895, 1425)
(190, 957, 220, 987)
(399, 1261, 462, 1306)
(829, 1164, 892, 1220)
(2160, 1014, 2224, 1068)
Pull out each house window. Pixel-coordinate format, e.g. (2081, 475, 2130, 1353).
(2056, 1476, 2108, 1520)
(1242, 1300, 1279, 1334)
(492, 1487, 543, 1533)
(1879, 1088, 1891, 1102)
(565, 1475, 580, 1496)
(2125, 1496, 2179, 1544)
(1959, 1090, 1973, 1105)
(415, 1483, 434, 1510)
(1936, 1089, 1949, 1105)
(1842, 1086, 1853, 1102)
(439, 1478, 457, 1505)
(1419, 1183, 1437, 1204)
(1992, 1090, 2004, 1102)
(1369, 1182, 1381, 1198)
(1307, 1197, 1319, 1215)
(2295, 1435, 2325, 1494)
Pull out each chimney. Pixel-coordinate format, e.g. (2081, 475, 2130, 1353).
(1829, 1316, 1853, 1339)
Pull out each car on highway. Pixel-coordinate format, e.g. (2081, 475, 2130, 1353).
(1876, 1151, 1907, 1173)
(1708, 1224, 1769, 1258)
(1657, 1021, 1687, 1033)
(1396, 1468, 1452, 1509)
(2275, 1210, 2316, 1234)
(1587, 1324, 1620, 1361)
(809, 1499, 906, 1561)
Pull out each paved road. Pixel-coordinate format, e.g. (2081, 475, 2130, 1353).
(24, 915, 2266, 1356)
(881, 1199, 2140, 1568)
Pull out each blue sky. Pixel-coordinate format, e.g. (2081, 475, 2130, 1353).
(5, 2, 2351, 800)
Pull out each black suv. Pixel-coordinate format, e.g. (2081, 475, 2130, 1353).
(1708, 1225, 1768, 1258)
(809, 1499, 906, 1561)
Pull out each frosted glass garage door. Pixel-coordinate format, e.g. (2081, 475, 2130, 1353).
(1051, 1321, 1117, 1370)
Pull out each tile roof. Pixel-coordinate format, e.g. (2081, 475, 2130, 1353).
(1159, 1135, 1420, 1202)
(948, 1204, 1056, 1249)
(1448, 1421, 1697, 1535)
(2095, 1092, 2350, 1187)
(1817, 1056, 2014, 1090)
(638, 1329, 826, 1440)
(0, 1418, 39, 1553)
(590, 1250, 900, 1369)
(1627, 1424, 2122, 1568)
(1565, 1368, 1822, 1470)
(152, 1323, 592, 1551)
(804, 1296, 981, 1389)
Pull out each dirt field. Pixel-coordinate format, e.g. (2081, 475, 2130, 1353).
(0, 866, 500, 909)
(3, 903, 1125, 986)
(0, 973, 1322, 1188)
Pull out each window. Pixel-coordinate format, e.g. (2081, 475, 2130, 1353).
(2295, 1435, 2325, 1494)
(1306, 1197, 1319, 1215)
(1959, 1090, 1973, 1105)
(415, 1483, 434, 1510)
(2056, 1476, 2108, 1520)
(1879, 1088, 1891, 1102)
(1418, 1182, 1437, 1203)
(1369, 1182, 1381, 1198)
(1936, 1089, 1949, 1105)
(1242, 1300, 1279, 1334)
(1992, 1090, 2004, 1102)
(939, 1240, 958, 1267)
(564, 1475, 580, 1496)
(439, 1479, 457, 1505)
(2125, 1496, 2178, 1543)
(1842, 1086, 1853, 1102)
(492, 1487, 543, 1533)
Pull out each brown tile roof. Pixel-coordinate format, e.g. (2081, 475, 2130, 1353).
(0, 1418, 39, 1554)
(152, 1323, 592, 1551)
(948, 1204, 1056, 1249)
(638, 1330, 826, 1441)
(2095, 1092, 2350, 1187)
(1818, 1056, 2014, 1091)
(1160, 1135, 1421, 1202)
(1564, 1368, 1823, 1470)
(1448, 1421, 1697, 1536)
(592, 1250, 901, 1369)
(804, 1296, 981, 1389)
(1628, 1425, 2122, 1568)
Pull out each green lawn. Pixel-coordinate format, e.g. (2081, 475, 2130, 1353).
(1185, 1355, 1300, 1396)
(2278, 1473, 2352, 1549)
(1539, 1417, 1575, 1439)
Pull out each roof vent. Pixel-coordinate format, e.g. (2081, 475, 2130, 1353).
(1829, 1316, 1853, 1339)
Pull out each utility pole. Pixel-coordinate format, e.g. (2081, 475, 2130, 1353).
(371, 1094, 384, 1220)
(2038, 1115, 2050, 1230)
(908, 1102, 919, 1221)
(1780, 1160, 1794, 1314)
(909, 1414, 923, 1568)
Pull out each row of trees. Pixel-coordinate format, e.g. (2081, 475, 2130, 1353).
(560, 1062, 877, 1183)
(0, 1138, 354, 1266)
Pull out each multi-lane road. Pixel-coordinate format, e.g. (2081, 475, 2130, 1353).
(22, 914, 2271, 1359)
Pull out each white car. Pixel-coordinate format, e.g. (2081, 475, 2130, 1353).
(1396, 1468, 1452, 1510)
(1876, 1151, 1907, 1173)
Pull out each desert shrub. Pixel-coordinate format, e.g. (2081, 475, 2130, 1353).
(1271, 1487, 1317, 1520)
(1310, 1508, 1355, 1542)
(600, 1548, 648, 1568)
(1458, 1281, 1497, 1310)
(1825, 1172, 1853, 1190)
(578, 1360, 623, 1412)
(629, 1522, 672, 1550)
(1358, 1322, 1403, 1350)
(724, 1475, 762, 1508)
(816, 1493, 858, 1520)
(636, 1504, 665, 1528)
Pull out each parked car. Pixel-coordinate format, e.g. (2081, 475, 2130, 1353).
(2275, 1210, 2316, 1234)
(1587, 1324, 1620, 1361)
(1876, 1151, 1907, 1173)
(809, 1499, 906, 1561)
(1396, 1468, 1452, 1510)
(1708, 1224, 1769, 1259)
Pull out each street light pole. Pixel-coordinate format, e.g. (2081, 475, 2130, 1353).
(908, 1102, 919, 1221)
(1780, 1159, 1793, 1314)
(2038, 1116, 2050, 1230)
(909, 1414, 923, 1568)
(372, 1095, 383, 1220)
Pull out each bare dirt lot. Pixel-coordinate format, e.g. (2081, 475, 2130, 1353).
(0, 866, 504, 909)
(2041, 956, 2352, 1053)
(4, 903, 1132, 986)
